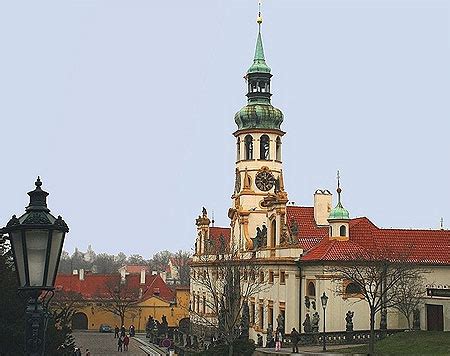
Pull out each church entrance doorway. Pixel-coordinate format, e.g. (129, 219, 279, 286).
(426, 304, 443, 331)
(72, 312, 88, 330)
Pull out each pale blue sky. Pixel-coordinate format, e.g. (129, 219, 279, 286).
(0, 0, 449, 257)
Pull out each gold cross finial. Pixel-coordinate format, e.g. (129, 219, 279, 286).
(257, 1, 263, 26)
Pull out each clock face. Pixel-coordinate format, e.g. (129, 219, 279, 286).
(255, 171, 275, 191)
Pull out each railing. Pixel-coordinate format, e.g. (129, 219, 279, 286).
(293, 329, 405, 346)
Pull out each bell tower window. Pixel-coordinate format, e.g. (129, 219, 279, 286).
(276, 137, 282, 161)
(236, 137, 241, 161)
(244, 135, 253, 160)
(340, 225, 347, 237)
(260, 135, 270, 160)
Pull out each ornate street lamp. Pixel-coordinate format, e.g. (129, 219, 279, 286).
(321, 292, 329, 351)
(1, 177, 69, 356)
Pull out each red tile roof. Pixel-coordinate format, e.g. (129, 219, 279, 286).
(300, 215, 450, 265)
(55, 273, 175, 302)
(286, 206, 328, 250)
(208, 227, 231, 252)
(121, 265, 150, 274)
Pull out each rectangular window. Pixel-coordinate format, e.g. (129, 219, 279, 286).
(268, 305, 273, 328)
(259, 270, 265, 283)
(280, 271, 286, 284)
(259, 304, 264, 330)
(250, 302, 256, 324)
(202, 296, 206, 314)
(269, 270, 274, 283)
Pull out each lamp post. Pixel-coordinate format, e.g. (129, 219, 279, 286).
(1, 177, 69, 356)
(320, 292, 328, 352)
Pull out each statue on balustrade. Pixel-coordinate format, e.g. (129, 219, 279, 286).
(345, 311, 354, 332)
(311, 312, 320, 333)
(303, 313, 312, 333)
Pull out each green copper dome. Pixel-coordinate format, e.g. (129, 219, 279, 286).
(235, 104, 283, 130)
(328, 202, 350, 220)
(328, 173, 350, 220)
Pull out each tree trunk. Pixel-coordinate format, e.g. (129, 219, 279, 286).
(407, 313, 411, 330)
(228, 342, 234, 356)
(369, 310, 375, 355)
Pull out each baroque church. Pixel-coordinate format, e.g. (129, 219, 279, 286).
(190, 9, 450, 342)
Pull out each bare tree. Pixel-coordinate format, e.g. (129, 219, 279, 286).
(327, 248, 426, 355)
(171, 250, 191, 286)
(51, 290, 85, 328)
(390, 270, 427, 330)
(191, 245, 268, 356)
(95, 277, 140, 326)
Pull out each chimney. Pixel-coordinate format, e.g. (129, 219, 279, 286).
(140, 269, 146, 284)
(72, 269, 78, 275)
(120, 268, 126, 284)
(314, 189, 332, 226)
(79, 268, 85, 281)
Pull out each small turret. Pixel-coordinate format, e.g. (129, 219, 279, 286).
(328, 171, 350, 239)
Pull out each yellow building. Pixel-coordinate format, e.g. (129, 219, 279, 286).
(55, 269, 189, 331)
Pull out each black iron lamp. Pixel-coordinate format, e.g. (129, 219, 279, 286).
(320, 292, 328, 351)
(1, 177, 69, 356)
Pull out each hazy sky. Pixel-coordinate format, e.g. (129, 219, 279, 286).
(1, 0, 449, 258)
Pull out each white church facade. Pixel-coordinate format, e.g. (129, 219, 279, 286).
(190, 10, 450, 343)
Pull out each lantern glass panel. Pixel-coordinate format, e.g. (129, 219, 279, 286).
(45, 230, 64, 287)
(11, 231, 26, 287)
(25, 229, 49, 287)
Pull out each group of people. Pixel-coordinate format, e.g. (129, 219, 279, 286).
(114, 325, 132, 352)
(73, 348, 90, 356)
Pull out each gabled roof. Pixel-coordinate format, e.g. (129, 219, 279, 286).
(300, 216, 450, 265)
(55, 273, 175, 302)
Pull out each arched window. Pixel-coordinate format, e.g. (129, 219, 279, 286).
(276, 137, 282, 161)
(271, 219, 277, 247)
(345, 282, 362, 295)
(244, 135, 253, 160)
(236, 137, 241, 161)
(340, 225, 347, 237)
(329, 226, 333, 236)
(307, 281, 316, 297)
(260, 135, 270, 160)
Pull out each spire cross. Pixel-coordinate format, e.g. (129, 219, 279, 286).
(336, 170, 342, 204)
(257, 1, 263, 30)
(440, 217, 444, 230)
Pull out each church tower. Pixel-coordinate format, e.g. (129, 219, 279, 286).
(229, 8, 288, 251)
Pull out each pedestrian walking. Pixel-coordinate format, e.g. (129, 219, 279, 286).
(290, 327, 300, 353)
(85, 349, 91, 356)
(275, 330, 282, 351)
(114, 325, 119, 338)
(121, 325, 126, 337)
(123, 334, 130, 351)
(117, 336, 123, 352)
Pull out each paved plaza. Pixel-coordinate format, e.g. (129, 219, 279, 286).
(73, 331, 146, 355)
